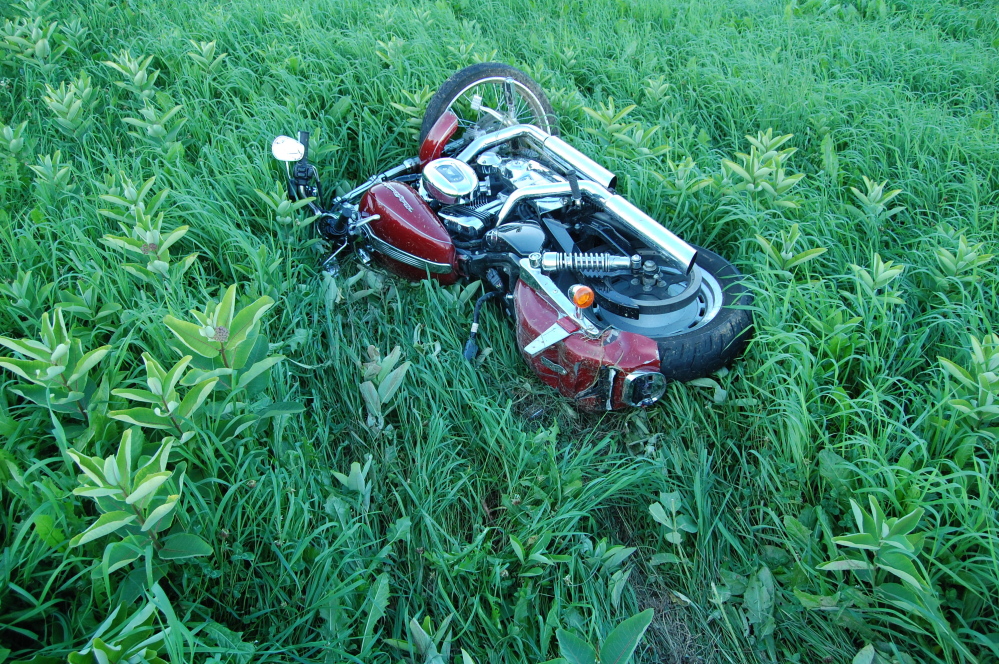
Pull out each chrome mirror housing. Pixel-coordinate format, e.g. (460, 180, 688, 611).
(271, 135, 305, 162)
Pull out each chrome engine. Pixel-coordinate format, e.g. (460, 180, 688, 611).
(418, 150, 569, 244)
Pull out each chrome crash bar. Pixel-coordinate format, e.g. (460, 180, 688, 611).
(456, 124, 617, 190)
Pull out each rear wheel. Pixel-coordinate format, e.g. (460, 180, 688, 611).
(581, 246, 753, 382)
(652, 247, 753, 381)
(419, 62, 558, 144)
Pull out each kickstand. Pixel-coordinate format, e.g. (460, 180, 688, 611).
(320, 238, 348, 276)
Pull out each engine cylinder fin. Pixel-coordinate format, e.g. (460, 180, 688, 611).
(440, 204, 490, 221)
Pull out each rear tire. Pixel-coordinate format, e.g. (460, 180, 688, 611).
(651, 246, 753, 382)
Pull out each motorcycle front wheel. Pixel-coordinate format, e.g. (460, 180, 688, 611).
(418, 62, 558, 144)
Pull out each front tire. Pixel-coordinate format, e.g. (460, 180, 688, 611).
(419, 62, 558, 144)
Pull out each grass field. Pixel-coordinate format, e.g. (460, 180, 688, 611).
(1, 0, 998, 662)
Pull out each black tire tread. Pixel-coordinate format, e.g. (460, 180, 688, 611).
(654, 247, 753, 383)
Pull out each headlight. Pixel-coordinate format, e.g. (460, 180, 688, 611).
(623, 370, 667, 407)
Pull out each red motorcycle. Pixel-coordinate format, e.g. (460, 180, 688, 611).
(271, 63, 752, 411)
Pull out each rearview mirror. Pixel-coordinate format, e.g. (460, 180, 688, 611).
(271, 135, 305, 162)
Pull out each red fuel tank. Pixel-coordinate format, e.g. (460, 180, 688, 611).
(359, 181, 459, 285)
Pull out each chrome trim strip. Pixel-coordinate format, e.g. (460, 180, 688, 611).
(605, 368, 617, 411)
(540, 356, 568, 375)
(524, 323, 572, 356)
(365, 230, 454, 275)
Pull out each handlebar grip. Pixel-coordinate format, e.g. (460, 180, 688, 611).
(297, 131, 310, 161)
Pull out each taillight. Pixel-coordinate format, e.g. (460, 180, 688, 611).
(622, 371, 667, 407)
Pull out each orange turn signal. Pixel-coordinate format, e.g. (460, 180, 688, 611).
(569, 284, 595, 309)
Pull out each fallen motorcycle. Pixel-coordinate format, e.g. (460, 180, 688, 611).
(271, 63, 752, 411)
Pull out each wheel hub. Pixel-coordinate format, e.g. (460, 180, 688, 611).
(582, 262, 725, 338)
(593, 264, 704, 319)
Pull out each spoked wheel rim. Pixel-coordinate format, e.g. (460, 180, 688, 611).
(443, 77, 555, 138)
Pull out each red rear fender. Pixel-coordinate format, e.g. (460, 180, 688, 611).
(513, 281, 660, 410)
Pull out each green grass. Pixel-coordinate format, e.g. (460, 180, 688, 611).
(1, 0, 998, 662)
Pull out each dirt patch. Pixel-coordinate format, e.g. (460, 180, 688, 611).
(631, 568, 711, 664)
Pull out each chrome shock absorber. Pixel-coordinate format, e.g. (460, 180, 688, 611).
(535, 252, 641, 276)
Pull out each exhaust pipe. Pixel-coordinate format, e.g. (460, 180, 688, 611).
(495, 182, 698, 273)
(455, 124, 617, 190)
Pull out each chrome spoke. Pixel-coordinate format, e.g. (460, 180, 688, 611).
(504, 78, 516, 121)
(441, 76, 552, 139)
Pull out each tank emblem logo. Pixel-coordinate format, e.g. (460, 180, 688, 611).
(384, 183, 414, 212)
